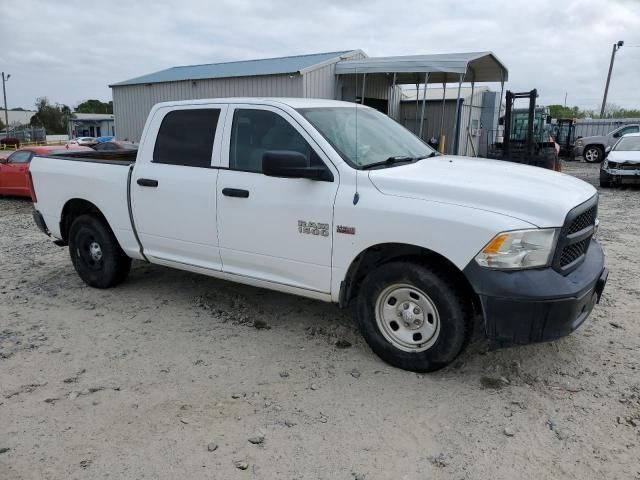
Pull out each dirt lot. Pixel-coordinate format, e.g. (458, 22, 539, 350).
(1, 161, 638, 480)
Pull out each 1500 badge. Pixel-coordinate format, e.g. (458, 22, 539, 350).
(298, 221, 329, 237)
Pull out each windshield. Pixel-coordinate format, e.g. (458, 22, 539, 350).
(297, 106, 435, 168)
(613, 136, 640, 152)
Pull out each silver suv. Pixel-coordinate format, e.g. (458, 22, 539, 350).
(575, 124, 640, 163)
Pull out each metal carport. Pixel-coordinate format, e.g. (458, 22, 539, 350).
(335, 52, 509, 154)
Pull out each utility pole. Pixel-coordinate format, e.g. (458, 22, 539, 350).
(1, 72, 10, 131)
(600, 41, 624, 118)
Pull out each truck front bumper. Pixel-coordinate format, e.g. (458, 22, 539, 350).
(463, 240, 607, 347)
(573, 145, 584, 158)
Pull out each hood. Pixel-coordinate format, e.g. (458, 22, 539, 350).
(578, 134, 606, 144)
(367, 156, 596, 228)
(608, 150, 640, 164)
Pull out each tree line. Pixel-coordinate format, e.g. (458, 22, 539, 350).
(16, 98, 114, 135)
(548, 103, 640, 120)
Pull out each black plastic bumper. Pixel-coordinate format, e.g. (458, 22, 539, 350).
(32, 209, 50, 236)
(463, 240, 607, 347)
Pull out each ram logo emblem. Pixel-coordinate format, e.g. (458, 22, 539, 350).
(298, 221, 329, 237)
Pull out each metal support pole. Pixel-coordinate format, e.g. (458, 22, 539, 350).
(453, 73, 463, 155)
(439, 82, 446, 135)
(334, 74, 340, 100)
(1, 72, 9, 130)
(361, 73, 366, 105)
(419, 72, 429, 139)
(465, 75, 475, 156)
(389, 72, 397, 118)
(415, 77, 419, 133)
(600, 41, 624, 117)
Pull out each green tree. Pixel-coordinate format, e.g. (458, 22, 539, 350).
(601, 103, 640, 119)
(547, 105, 587, 119)
(75, 99, 113, 114)
(30, 97, 71, 134)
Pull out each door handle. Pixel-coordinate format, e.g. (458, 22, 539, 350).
(222, 188, 249, 198)
(137, 178, 158, 187)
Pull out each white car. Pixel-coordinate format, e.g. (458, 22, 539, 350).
(68, 137, 97, 146)
(601, 133, 640, 187)
(28, 98, 607, 372)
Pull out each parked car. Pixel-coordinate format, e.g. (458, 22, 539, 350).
(92, 141, 138, 152)
(1, 137, 21, 148)
(28, 98, 607, 372)
(574, 124, 640, 163)
(68, 137, 98, 147)
(0, 145, 92, 198)
(95, 136, 115, 143)
(600, 133, 640, 187)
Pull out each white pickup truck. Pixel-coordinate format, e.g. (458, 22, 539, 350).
(29, 98, 608, 372)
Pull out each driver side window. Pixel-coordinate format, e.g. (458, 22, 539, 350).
(8, 151, 32, 164)
(229, 109, 324, 173)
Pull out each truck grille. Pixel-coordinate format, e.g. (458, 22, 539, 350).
(567, 206, 597, 235)
(553, 196, 598, 274)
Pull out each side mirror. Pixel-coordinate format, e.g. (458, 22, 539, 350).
(612, 132, 620, 138)
(262, 151, 332, 181)
(0, 157, 8, 164)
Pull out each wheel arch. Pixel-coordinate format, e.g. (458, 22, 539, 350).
(60, 198, 110, 244)
(338, 242, 481, 314)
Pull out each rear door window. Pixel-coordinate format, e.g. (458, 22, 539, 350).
(153, 109, 221, 168)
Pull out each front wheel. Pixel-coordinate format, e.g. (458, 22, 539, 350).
(356, 262, 472, 372)
(599, 170, 613, 188)
(584, 146, 603, 163)
(68, 214, 131, 288)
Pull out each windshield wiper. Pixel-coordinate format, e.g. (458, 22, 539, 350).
(361, 156, 416, 170)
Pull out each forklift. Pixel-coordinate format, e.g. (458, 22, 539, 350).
(487, 90, 560, 170)
(552, 118, 576, 158)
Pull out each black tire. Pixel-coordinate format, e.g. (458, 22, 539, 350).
(583, 145, 603, 163)
(68, 214, 131, 288)
(599, 170, 613, 188)
(356, 261, 471, 372)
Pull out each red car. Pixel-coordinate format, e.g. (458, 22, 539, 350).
(0, 145, 92, 198)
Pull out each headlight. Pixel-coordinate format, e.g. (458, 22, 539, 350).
(576, 139, 583, 147)
(475, 229, 559, 269)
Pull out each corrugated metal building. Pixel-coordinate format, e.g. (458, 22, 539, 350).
(111, 50, 508, 152)
(111, 50, 366, 141)
(400, 87, 500, 156)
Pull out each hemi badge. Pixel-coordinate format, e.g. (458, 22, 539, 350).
(337, 225, 356, 235)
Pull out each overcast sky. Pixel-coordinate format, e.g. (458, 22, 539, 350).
(2, 0, 639, 112)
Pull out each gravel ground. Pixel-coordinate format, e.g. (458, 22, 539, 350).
(1, 161, 638, 479)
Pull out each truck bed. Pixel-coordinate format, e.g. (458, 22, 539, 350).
(46, 149, 137, 165)
(30, 152, 141, 258)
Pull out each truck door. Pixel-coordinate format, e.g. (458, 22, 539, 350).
(131, 105, 227, 270)
(216, 105, 339, 293)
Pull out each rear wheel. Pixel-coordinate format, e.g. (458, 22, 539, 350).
(584, 145, 603, 163)
(356, 262, 471, 372)
(68, 214, 131, 288)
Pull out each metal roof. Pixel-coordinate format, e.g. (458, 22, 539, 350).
(111, 50, 357, 87)
(335, 52, 508, 83)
